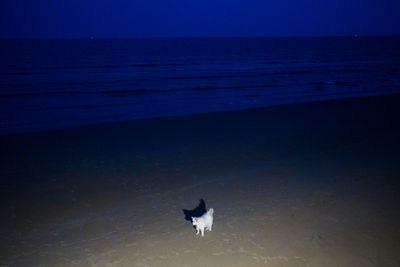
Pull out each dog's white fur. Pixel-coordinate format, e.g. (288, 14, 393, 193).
(192, 208, 214, 237)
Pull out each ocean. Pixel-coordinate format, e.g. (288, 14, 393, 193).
(1, 37, 399, 134)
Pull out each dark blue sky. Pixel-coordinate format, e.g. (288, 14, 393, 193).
(1, 0, 399, 38)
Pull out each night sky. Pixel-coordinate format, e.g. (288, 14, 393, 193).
(1, 0, 400, 38)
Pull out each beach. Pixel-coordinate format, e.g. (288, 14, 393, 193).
(1, 94, 400, 266)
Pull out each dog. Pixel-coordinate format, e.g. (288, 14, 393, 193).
(192, 208, 214, 237)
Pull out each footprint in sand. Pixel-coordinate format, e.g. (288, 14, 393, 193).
(248, 232, 255, 237)
(171, 250, 180, 256)
(125, 242, 137, 247)
(226, 221, 234, 229)
(260, 255, 289, 263)
(238, 246, 247, 253)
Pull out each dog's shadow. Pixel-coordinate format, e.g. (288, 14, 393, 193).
(182, 199, 207, 224)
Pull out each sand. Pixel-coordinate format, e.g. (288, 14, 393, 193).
(1, 95, 400, 266)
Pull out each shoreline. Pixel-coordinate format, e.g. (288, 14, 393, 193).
(2, 92, 400, 138)
(1, 93, 400, 266)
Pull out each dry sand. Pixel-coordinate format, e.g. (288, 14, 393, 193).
(1, 95, 400, 266)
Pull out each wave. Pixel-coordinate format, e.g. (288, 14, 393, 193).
(41, 66, 87, 70)
(0, 71, 44, 76)
(0, 91, 86, 98)
(37, 62, 188, 71)
(101, 89, 170, 94)
(334, 81, 357, 87)
(131, 63, 184, 68)
(242, 94, 265, 98)
(50, 102, 139, 110)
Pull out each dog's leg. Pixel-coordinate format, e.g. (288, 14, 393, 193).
(201, 228, 204, 237)
(196, 228, 199, 235)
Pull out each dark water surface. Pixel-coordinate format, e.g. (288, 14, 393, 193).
(1, 37, 399, 134)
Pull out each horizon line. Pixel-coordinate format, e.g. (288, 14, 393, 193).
(1, 34, 400, 40)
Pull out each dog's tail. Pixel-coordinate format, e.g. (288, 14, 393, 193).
(208, 208, 214, 215)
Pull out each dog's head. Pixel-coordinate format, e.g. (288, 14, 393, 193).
(191, 217, 199, 226)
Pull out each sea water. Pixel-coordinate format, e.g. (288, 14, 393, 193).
(1, 37, 399, 134)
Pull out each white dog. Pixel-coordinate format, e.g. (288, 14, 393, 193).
(192, 208, 214, 237)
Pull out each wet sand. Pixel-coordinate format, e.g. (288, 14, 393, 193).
(1, 95, 400, 266)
